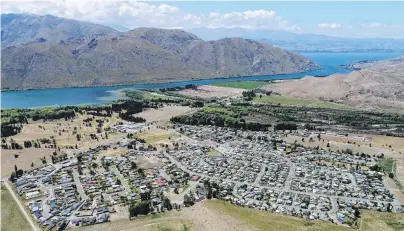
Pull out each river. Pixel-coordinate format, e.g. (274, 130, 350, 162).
(1, 52, 402, 109)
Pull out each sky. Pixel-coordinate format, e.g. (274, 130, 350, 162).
(2, 0, 404, 38)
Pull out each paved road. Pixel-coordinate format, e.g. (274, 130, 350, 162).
(170, 180, 199, 204)
(284, 162, 296, 191)
(111, 166, 131, 196)
(72, 169, 88, 200)
(253, 165, 266, 186)
(3, 181, 41, 231)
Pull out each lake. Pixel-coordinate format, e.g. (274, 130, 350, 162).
(1, 52, 402, 109)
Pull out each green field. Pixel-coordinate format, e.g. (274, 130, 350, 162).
(207, 150, 220, 156)
(143, 93, 178, 101)
(211, 81, 270, 89)
(378, 158, 396, 174)
(203, 107, 234, 115)
(1, 185, 32, 231)
(252, 95, 352, 109)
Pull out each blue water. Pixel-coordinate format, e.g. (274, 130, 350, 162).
(1, 52, 402, 109)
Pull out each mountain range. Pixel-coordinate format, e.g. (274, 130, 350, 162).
(1, 13, 318, 90)
(187, 27, 404, 53)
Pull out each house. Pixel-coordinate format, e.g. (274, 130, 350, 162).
(25, 191, 40, 199)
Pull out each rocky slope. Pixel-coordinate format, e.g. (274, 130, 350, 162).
(264, 57, 404, 112)
(1, 13, 117, 47)
(1, 26, 318, 90)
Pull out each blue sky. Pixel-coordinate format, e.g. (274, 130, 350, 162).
(2, 1, 404, 38)
(155, 1, 404, 36)
(162, 2, 402, 24)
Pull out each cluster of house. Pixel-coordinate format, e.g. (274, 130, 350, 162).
(41, 168, 84, 230)
(14, 165, 56, 199)
(299, 149, 372, 167)
(80, 172, 123, 197)
(170, 125, 402, 226)
(10, 123, 403, 230)
(12, 163, 87, 230)
(169, 144, 261, 183)
(222, 193, 332, 221)
(233, 185, 332, 218)
(289, 155, 395, 202)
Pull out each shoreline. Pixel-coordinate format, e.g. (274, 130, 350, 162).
(0, 68, 321, 93)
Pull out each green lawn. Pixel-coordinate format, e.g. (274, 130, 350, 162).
(378, 158, 396, 174)
(143, 93, 178, 101)
(203, 107, 234, 115)
(252, 95, 352, 109)
(211, 81, 270, 89)
(207, 150, 220, 156)
(1, 185, 32, 231)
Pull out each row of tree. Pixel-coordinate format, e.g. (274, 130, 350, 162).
(171, 111, 271, 131)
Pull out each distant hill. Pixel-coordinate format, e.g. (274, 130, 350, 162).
(264, 57, 404, 112)
(187, 27, 404, 53)
(1, 13, 118, 46)
(1, 25, 318, 90)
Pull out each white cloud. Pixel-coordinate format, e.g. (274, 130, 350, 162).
(206, 10, 299, 31)
(361, 23, 396, 29)
(317, 23, 342, 29)
(367, 23, 385, 28)
(1, 0, 298, 31)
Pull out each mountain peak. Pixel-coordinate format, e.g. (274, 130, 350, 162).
(1, 13, 117, 47)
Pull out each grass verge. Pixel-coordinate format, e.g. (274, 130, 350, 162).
(1, 185, 32, 231)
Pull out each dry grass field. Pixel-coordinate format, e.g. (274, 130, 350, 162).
(1, 185, 32, 231)
(6, 114, 123, 149)
(134, 106, 192, 122)
(75, 212, 193, 231)
(1, 114, 124, 176)
(76, 200, 404, 231)
(135, 128, 177, 145)
(1, 148, 53, 176)
(177, 85, 244, 99)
